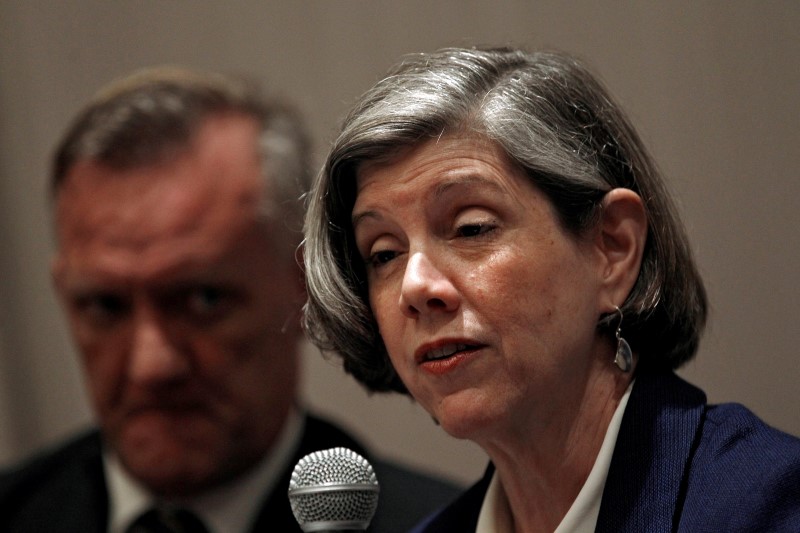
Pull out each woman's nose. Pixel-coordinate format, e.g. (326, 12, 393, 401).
(129, 308, 190, 386)
(399, 251, 459, 318)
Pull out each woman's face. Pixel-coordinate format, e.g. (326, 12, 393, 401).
(352, 135, 611, 441)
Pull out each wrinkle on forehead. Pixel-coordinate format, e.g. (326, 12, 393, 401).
(353, 134, 529, 219)
(55, 115, 267, 281)
(62, 170, 255, 246)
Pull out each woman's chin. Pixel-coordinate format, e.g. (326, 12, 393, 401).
(432, 393, 501, 441)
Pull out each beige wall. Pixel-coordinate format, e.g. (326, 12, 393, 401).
(1, 1, 798, 485)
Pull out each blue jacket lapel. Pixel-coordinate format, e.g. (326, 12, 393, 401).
(595, 372, 706, 532)
(410, 372, 707, 532)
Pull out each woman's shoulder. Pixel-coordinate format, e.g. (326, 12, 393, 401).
(700, 401, 800, 459)
(620, 371, 800, 529)
(680, 401, 800, 530)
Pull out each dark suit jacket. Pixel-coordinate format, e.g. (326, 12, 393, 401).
(411, 372, 800, 532)
(0, 413, 461, 532)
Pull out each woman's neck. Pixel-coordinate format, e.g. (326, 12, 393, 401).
(479, 362, 634, 533)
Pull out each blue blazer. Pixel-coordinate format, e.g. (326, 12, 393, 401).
(412, 371, 800, 532)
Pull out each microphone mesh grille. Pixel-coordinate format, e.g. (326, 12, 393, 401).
(288, 447, 379, 530)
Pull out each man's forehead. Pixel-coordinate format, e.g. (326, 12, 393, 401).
(57, 113, 266, 200)
(54, 172, 276, 285)
(54, 203, 277, 291)
(60, 165, 254, 235)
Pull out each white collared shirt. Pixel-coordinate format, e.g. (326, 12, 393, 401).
(476, 382, 634, 533)
(105, 407, 303, 533)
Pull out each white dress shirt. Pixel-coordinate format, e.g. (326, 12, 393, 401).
(105, 407, 303, 533)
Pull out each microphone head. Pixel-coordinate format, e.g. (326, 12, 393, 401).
(288, 447, 380, 532)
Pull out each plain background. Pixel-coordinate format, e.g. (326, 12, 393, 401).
(1, 1, 798, 486)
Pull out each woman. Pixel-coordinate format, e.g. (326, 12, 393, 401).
(303, 47, 800, 532)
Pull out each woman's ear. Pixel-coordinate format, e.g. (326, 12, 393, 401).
(593, 188, 647, 309)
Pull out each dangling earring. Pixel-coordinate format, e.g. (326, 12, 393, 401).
(613, 306, 632, 372)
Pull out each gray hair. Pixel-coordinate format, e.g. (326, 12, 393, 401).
(52, 66, 311, 239)
(304, 47, 707, 393)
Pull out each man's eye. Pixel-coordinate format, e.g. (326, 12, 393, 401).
(185, 287, 228, 318)
(74, 293, 130, 324)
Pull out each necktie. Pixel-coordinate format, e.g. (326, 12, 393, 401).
(126, 507, 211, 533)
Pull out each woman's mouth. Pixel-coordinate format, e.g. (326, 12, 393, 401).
(416, 341, 483, 375)
(423, 343, 474, 361)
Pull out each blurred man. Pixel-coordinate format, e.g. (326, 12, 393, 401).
(0, 68, 458, 532)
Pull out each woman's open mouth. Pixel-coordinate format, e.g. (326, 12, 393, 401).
(417, 341, 484, 375)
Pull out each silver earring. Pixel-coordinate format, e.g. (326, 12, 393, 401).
(613, 306, 632, 372)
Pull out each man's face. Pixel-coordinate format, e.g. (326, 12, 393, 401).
(52, 114, 303, 497)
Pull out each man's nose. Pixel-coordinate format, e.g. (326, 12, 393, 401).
(398, 251, 459, 318)
(128, 307, 190, 385)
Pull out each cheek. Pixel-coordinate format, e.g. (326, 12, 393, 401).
(369, 282, 391, 325)
(368, 291, 416, 386)
(202, 320, 298, 393)
(469, 250, 539, 314)
(77, 336, 129, 416)
(207, 289, 298, 361)
(370, 290, 401, 348)
(473, 246, 587, 345)
(506, 252, 598, 349)
(215, 342, 299, 446)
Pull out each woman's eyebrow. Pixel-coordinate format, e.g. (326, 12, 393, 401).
(432, 173, 506, 200)
(352, 174, 508, 229)
(351, 209, 382, 231)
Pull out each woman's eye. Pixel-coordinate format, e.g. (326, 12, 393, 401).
(367, 250, 398, 267)
(457, 223, 494, 238)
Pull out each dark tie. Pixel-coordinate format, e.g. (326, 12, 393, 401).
(126, 507, 211, 533)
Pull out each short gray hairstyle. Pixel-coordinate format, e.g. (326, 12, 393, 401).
(52, 66, 311, 239)
(304, 47, 707, 393)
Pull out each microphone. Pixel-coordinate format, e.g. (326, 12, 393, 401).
(288, 447, 380, 532)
